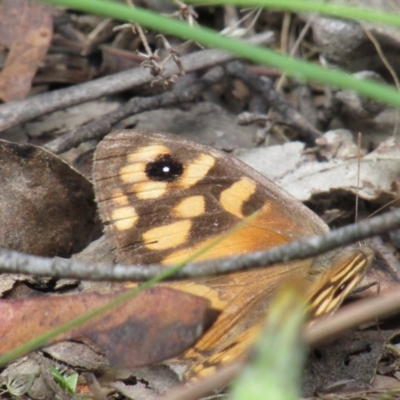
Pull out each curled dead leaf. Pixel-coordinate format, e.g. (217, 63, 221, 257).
(0, 287, 218, 368)
(0, 139, 96, 257)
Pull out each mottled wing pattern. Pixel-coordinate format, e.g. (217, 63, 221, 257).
(93, 130, 328, 266)
(93, 129, 374, 380)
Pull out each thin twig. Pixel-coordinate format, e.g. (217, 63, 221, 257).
(361, 24, 400, 139)
(304, 285, 400, 344)
(355, 132, 361, 223)
(362, 25, 400, 90)
(275, 16, 314, 92)
(44, 67, 225, 153)
(225, 61, 323, 144)
(0, 32, 274, 132)
(161, 362, 241, 400)
(0, 209, 399, 281)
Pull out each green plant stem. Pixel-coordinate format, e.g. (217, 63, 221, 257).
(189, 0, 400, 29)
(38, 0, 400, 107)
(230, 280, 307, 400)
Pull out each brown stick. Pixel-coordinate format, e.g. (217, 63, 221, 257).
(0, 208, 399, 281)
(44, 67, 225, 153)
(0, 32, 274, 132)
(226, 61, 323, 144)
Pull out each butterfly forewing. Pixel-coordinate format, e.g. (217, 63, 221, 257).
(93, 130, 329, 265)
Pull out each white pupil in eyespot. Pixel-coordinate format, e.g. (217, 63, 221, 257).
(162, 166, 170, 173)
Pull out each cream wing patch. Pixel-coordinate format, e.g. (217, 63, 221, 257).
(134, 181, 168, 200)
(143, 220, 192, 250)
(127, 145, 170, 162)
(174, 196, 205, 218)
(329, 254, 362, 283)
(111, 206, 138, 231)
(119, 162, 146, 184)
(179, 153, 215, 188)
(220, 177, 257, 218)
(112, 189, 129, 206)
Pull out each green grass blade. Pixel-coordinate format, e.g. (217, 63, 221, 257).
(38, 0, 400, 107)
(189, 0, 400, 29)
(230, 279, 307, 400)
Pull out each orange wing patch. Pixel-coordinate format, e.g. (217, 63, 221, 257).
(220, 177, 257, 218)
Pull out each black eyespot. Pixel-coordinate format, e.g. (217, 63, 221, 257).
(145, 154, 184, 182)
(335, 283, 347, 296)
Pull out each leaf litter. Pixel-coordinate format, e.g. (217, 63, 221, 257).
(1, 2, 400, 399)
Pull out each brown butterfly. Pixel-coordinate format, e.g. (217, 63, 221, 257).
(93, 130, 374, 380)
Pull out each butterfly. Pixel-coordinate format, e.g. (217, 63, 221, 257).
(92, 129, 374, 380)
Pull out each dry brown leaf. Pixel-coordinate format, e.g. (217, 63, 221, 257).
(238, 137, 400, 203)
(0, 139, 96, 257)
(280, 138, 400, 202)
(236, 141, 305, 181)
(0, 0, 52, 101)
(0, 287, 217, 368)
